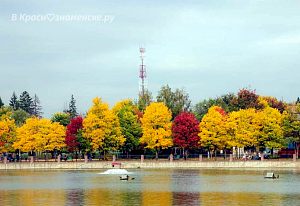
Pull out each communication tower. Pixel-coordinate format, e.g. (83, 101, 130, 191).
(139, 47, 147, 97)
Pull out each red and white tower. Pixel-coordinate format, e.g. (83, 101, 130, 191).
(139, 47, 147, 97)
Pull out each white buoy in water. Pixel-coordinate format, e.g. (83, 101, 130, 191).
(98, 169, 132, 175)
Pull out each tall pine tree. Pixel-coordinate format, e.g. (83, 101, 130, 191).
(0, 97, 4, 108)
(19, 91, 33, 115)
(32, 94, 43, 118)
(9, 92, 19, 110)
(68, 95, 78, 118)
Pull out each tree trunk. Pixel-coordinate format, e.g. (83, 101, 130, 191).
(271, 148, 274, 157)
(214, 150, 217, 160)
(296, 143, 299, 159)
(155, 149, 158, 160)
(184, 149, 188, 160)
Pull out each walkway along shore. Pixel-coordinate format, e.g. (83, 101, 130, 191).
(0, 160, 299, 170)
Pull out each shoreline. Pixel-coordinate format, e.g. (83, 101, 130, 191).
(0, 160, 299, 170)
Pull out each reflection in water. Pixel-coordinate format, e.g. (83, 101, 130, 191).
(85, 189, 142, 206)
(141, 170, 172, 205)
(198, 192, 284, 206)
(0, 169, 299, 206)
(141, 192, 171, 206)
(172, 170, 200, 205)
(66, 189, 85, 206)
(173, 192, 200, 206)
(0, 189, 66, 206)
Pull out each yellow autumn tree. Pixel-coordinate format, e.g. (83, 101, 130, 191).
(198, 106, 228, 157)
(112, 99, 132, 114)
(83, 97, 125, 155)
(226, 108, 261, 158)
(256, 106, 285, 150)
(140, 102, 173, 159)
(0, 114, 17, 153)
(226, 108, 260, 148)
(13, 118, 66, 152)
(257, 96, 273, 110)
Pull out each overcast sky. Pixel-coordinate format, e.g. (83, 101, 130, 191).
(1, 0, 300, 117)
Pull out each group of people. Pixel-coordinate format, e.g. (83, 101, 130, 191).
(242, 152, 266, 160)
(0, 153, 22, 162)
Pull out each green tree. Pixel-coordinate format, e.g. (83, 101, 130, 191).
(32, 94, 43, 118)
(193, 93, 238, 122)
(11, 109, 30, 126)
(113, 100, 142, 155)
(9, 92, 19, 110)
(51, 112, 71, 126)
(76, 129, 91, 154)
(0, 106, 12, 117)
(67, 94, 78, 118)
(137, 89, 152, 111)
(173, 88, 191, 114)
(157, 85, 191, 119)
(0, 106, 30, 126)
(193, 98, 226, 121)
(0, 97, 4, 108)
(19, 91, 33, 114)
(220, 93, 239, 112)
(156, 85, 173, 109)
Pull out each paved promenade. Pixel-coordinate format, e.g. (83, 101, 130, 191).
(0, 160, 299, 170)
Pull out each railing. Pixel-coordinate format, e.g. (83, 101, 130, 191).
(1, 153, 298, 163)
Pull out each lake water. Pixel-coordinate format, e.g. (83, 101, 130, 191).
(0, 168, 299, 206)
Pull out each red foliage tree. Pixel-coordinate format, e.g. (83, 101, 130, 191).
(66, 116, 83, 152)
(264, 96, 286, 113)
(172, 112, 200, 159)
(234, 88, 260, 109)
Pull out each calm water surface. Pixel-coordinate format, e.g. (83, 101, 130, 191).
(0, 168, 299, 206)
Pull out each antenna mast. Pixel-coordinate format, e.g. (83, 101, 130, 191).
(139, 47, 146, 97)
